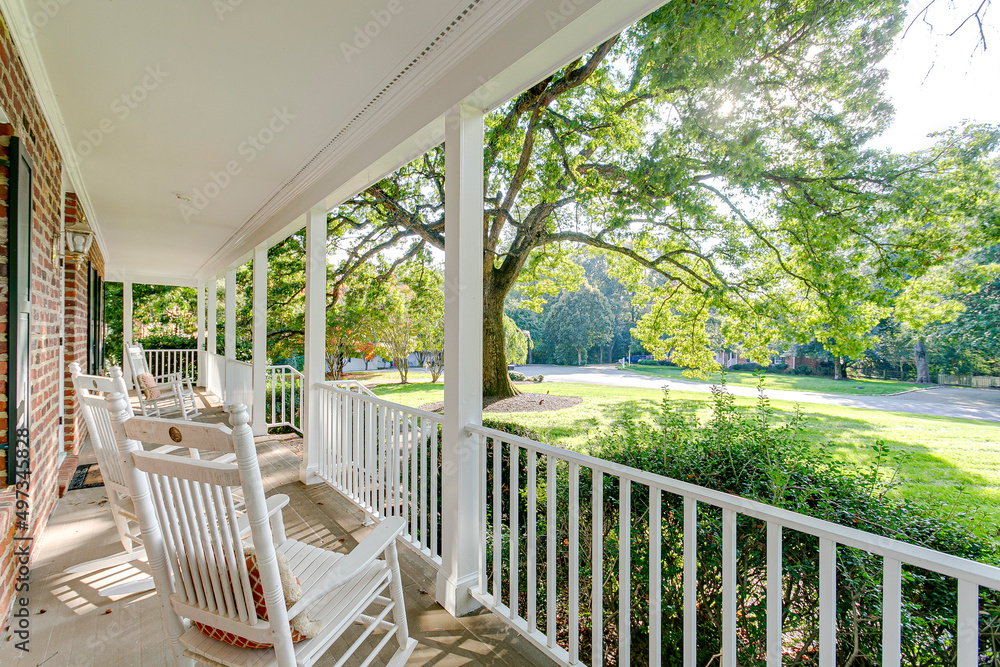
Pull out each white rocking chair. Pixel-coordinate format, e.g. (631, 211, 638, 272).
(125, 343, 200, 419)
(67, 363, 240, 597)
(108, 396, 417, 667)
(66, 362, 176, 596)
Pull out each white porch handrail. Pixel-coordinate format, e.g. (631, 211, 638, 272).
(265, 365, 303, 434)
(315, 382, 443, 565)
(466, 422, 1000, 667)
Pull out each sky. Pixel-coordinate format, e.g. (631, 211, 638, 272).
(873, 0, 1000, 153)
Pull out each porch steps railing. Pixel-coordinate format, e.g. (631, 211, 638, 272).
(315, 382, 442, 565)
(265, 365, 303, 434)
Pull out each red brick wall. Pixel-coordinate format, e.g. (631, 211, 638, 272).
(63, 194, 88, 454)
(0, 9, 69, 626)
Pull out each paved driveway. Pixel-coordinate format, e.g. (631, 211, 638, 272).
(516, 364, 1000, 422)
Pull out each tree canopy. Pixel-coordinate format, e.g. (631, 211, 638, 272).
(319, 0, 999, 396)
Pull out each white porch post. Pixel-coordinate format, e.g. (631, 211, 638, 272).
(301, 206, 327, 484)
(225, 268, 237, 360)
(437, 103, 484, 617)
(123, 280, 134, 388)
(196, 282, 205, 387)
(252, 245, 268, 436)
(207, 277, 218, 356)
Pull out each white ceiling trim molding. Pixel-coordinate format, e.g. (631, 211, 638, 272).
(201, 0, 669, 279)
(196, 0, 533, 277)
(0, 0, 108, 260)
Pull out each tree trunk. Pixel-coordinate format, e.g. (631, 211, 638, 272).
(577, 347, 583, 366)
(395, 356, 408, 384)
(914, 339, 931, 384)
(483, 287, 519, 397)
(833, 356, 844, 380)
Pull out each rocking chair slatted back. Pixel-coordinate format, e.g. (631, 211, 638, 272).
(125, 403, 295, 657)
(71, 363, 133, 496)
(138, 453, 256, 626)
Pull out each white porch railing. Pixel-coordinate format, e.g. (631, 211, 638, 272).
(265, 365, 303, 434)
(143, 347, 198, 380)
(313, 389, 1000, 666)
(469, 423, 1000, 666)
(315, 382, 442, 564)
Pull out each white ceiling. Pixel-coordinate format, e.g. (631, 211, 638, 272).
(6, 0, 664, 285)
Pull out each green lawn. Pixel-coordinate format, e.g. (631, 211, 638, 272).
(372, 378, 1000, 542)
(626, 365, 926, 395)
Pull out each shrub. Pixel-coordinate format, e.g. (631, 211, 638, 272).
(792, 365, 813, 375)
(636, 358, 675, 367)
(509, 370, 527, 381)
(768, 362, 789, 373)
(730, 362, 765, 372)
(530, 374, 544, 383)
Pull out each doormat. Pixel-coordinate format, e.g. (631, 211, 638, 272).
(68, 464, 105, 491)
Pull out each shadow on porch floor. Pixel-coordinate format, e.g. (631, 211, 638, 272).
(2, 397, 554, 666)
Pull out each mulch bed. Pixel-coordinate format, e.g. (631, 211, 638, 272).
(421, 392, 581, 414)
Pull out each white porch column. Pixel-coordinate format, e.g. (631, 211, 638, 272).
(301, 206, 327, 484)
(437, 103, 484, 617)
(196, 282, 205, 387)
(123, 280, 134, 388)
(252, 245, 268, 436)
(225, 268, 237, 360)
(207, 277, 218, 356)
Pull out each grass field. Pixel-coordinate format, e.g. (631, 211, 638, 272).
(626, 364, 926, 395)
(370, 377, 1000, 542)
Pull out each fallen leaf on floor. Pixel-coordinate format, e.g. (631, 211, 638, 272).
(418, 588, 428, 595)
(37, 609, 46, 614)
(103, 609, 113, 615)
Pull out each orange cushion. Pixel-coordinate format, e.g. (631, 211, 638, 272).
(194, 549, 317, 649)
(138, 373, 161, 400)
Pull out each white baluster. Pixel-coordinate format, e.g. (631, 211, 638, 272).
(620, 478, 631, 664)
(723, 508, 736, 667)
(569, 462, 579, 664)
(509, 441, 519, 619)
(650, 487, 661, 666)
(592, 470, 603, 665)
(767, 522, 783, 667)
(819, 538, 837, 667)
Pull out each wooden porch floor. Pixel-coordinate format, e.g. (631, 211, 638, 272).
(1, 393, 554, 666)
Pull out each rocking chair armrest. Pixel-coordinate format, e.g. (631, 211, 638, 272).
(236, 494, 290, 537)
(287, 516, 404, 618)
